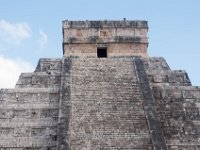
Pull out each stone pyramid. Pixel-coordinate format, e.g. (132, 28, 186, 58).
(0, 20, 199, 150)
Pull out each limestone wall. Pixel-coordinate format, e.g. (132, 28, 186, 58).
(0, 58, 62, 149)
(63, 43, 147, 57)
(0, 56, 200, 150)
(145, 57, 200, 149)
(62, 20, 148, 57)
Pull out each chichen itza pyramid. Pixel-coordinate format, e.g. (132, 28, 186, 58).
(0, 20, 199, 150)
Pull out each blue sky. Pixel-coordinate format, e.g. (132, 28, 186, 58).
(0, 0, 200, 88)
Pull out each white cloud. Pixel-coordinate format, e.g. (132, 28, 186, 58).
(0, 20, 32, 45)
(38, 30, 48, 50)
(0, 56, 34, 89)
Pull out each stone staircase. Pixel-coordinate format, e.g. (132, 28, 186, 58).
(1, 56, 200, 150)
(68, 57, 153, 149)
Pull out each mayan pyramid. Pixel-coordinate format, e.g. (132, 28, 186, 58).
(0, 20, 199, 150)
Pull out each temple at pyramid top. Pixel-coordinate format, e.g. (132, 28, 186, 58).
(62, 20, 148, 57)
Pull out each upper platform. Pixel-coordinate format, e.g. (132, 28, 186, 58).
(62, 20, 149, 57)
(63, 20, 148, 28)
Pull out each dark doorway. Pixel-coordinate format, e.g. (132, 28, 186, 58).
(97, 48, 107, 58)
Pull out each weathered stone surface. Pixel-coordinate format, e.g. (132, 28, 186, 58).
(135, 58, 167, 150)
(0, 58, 62, 149)
(69, 57, 152, 149)
(63, 20, 148, 57)
(0, 20, 200, 150)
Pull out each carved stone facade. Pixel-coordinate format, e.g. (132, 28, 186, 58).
(0, 20, 199, 150)
(62, 20, 148, 57)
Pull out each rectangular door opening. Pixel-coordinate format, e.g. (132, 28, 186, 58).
(97, 48, 107, 58)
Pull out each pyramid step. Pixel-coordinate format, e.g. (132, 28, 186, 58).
(15, 72, 61, 88)
(0, 137, 57, 148)
(152, 85, 200, 147)
(147, 70, 191, 86)
(144, 57, 170, 71)
(34, 58, 62, 73)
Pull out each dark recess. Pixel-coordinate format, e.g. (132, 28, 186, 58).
(97, 48, 107, 58)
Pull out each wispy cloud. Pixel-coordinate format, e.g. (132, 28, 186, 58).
(0, 20, 32, 45)
(0, 55, 34, 88)
(38, 30, 48, 50)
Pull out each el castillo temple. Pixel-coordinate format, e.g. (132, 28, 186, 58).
(0, 20, 200, 150)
